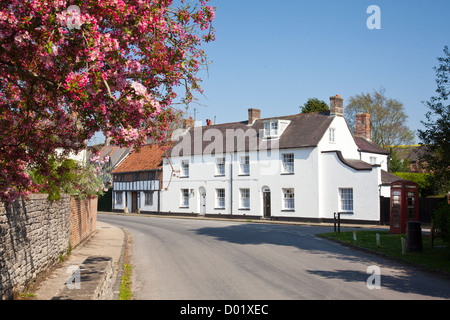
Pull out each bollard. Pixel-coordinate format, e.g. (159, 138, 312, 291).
(334, 212, 341, 233)
(334, 212, 336, 232)
(333, 212, 341, 233)
(401, 237, 406, 255)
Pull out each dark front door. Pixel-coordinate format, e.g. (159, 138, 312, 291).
(263, 191, 271, 218)
(131, 192, 138, 213)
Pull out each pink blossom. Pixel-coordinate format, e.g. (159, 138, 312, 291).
(131, 81, 147, 96)
(0, 0, 215, 203)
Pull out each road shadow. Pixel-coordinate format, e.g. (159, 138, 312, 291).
(194, 222, 450, 299)
(306, 269, 450, 299)
(193, 223, 393, 265)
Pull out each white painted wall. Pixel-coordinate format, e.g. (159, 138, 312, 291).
(139, 191, 159, 212)
(319, 152, 380, 221)
(112, 191, 126, 211)
(318, 116, 359, 159)
(162, 146, 324, 219)
(359, 151, 389, 171)
(161, 115, 382, 222)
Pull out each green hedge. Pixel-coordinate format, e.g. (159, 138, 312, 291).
(392, 172, 434, 197)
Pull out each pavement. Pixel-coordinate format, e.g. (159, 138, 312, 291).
(31, 221, 126, 300)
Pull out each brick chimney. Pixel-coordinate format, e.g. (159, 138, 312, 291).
(355, 113, 371, 140)
(329, 95, 344, 116)
(248, 108, 261, 125)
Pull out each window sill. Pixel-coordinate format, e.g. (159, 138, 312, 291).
(238, 208, 250, 211)
(179, 176, 189, 178)
(238, 174, 250, 177)
(281, 172, 294, 175)
(281, 209, 295, 212)
(214, 174, 225, 177)
(214, 207, 225, 210)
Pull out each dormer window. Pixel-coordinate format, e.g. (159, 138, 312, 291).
(264, 121, 279, 137)
(262, 119, 290, 139)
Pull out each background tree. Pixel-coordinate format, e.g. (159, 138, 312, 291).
(388, 149, 409, 172)
(418, 46, 450, 194)
(300, 98, 329, 113)
(0, 0, 215, 203)
(344, 88, 415, 149)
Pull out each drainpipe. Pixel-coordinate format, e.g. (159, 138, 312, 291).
(157, 168, 161, 213)
(230, 153, 233, 216)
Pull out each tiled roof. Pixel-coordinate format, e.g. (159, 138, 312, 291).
(354, 136, 389, 155)
(381, 170, 406, 185)
(111, 144, 165, 173)
(170, 112, 334, 156)
(322, 150, 375, 171)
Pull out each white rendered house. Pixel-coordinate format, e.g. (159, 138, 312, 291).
(160, 95, 390, 223)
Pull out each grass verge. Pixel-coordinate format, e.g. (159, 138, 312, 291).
(119, 264, 133, 300)
(118, 234, 133, 300)
(319, 230, 450, 274)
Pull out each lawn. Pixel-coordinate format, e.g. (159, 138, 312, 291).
(319, 230, 450, 274)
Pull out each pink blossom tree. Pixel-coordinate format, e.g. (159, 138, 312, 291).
(0, 0, 215, 202)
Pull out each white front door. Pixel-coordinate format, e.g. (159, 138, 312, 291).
(199, 187, 206, 215)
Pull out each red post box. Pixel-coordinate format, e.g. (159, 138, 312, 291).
(390, 180, 419, 234)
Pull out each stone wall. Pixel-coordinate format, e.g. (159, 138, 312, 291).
(0, 194, 97, 300)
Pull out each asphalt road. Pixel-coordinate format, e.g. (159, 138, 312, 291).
(99, 214, 450, 300)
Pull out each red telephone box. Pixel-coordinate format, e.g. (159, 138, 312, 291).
(390, 180, 419, 234)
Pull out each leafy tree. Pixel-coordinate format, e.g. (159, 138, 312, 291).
(432, 203, 450, 248)
(388, 150, 409, 173)
(0, 0, 215, 203)
(344, 88, 415, 148)
(300, 98, 329, 113)
(418, 46, 450, 194)
(29, 154, 111, 201)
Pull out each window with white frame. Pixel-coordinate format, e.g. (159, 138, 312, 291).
(216, 157, 225, 176)
(339, 188, 353, 212)
(263, 122, 270, 137)
(144, 191, 153, 206)
(282, 188, 295, 210)
(264, 120, 279, 138)
(216, 188, 225, 208)
(239, 155, 250, 175)
(115, 191, 123, 205)
(282, 153, 294, 174)
(239, 188, 250, 209)
(181, 160, 189, 177)
(181, 189, 189, 207)
(329, 128, 335, 143)
(370, 156, 377, 165)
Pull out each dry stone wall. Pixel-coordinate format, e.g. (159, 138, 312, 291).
(0, 194, 98, 300)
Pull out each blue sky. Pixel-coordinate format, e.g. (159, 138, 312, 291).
(180, 0, 450, 143)
(87, 1, 450, 145)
